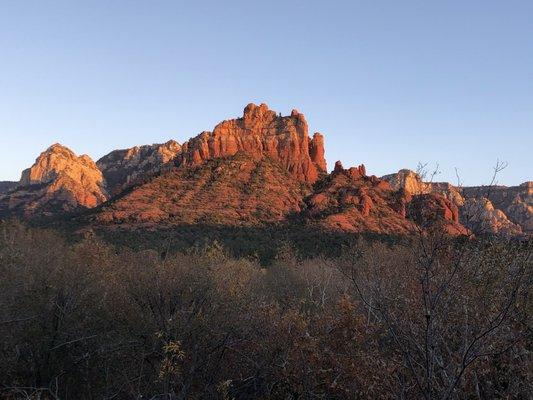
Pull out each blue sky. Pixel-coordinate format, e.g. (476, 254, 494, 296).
(1, 0, 531, 185)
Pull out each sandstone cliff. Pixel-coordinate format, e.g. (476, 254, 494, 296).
(1, 105, 528, 238)
(176, 103, 327, 183)
(461, 198, 523, 236)
(0, 144, 108, 217)
(383, 169, 532, 235)
(382, 169, 464, 205)
(97, 140, 181, 195)
(462, 182, 532, 234)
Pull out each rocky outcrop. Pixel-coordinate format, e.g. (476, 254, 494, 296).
(382, 169, 464, 205)
(382, 169, 532, 235)
(506, 194, 532, 234)
(309, 132, 327, 172)
(92, 158, 469, 236)
(0, 144, 108, 217)
(0, 105, 528, 238)
(177, 103, 327, 183)
(407, 194, 468, 235)
(304, 161, 416, 234)
(305, 163, 468, 235)
(382, 169, 430, 195)
(461, 198, 522, 236)
(372, 169, 469, 234)
(462, 182, 532, 234)
(97, 140, 181, 195)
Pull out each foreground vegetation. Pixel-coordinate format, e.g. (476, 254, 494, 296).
(0, 221, 531, 399)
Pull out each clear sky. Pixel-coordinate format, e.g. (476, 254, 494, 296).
(1, 1, 531, 185)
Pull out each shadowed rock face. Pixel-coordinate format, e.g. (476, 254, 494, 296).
(407, 194, 468, 236)
(97, 140, 181, 195)
(177, 103, 327, 184)
(0, 181, 17, 194)
(0, 144, 108, 217)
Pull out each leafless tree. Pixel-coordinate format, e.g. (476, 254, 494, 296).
(342, 228, 531, 399)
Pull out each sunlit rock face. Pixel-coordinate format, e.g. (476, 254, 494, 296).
(382, 169, 464, 205)
(177, 103, 327, 184)
(0, 104, 528, 239)
(0, 144, 108, 217)
(461, 197, 523, 236)
(382, 169, 532, 235)
(93, 152, 309, 227)
(304, 161, 468, 235)
(97, 140, 182, 195)
(382, 169, 430, 195)
(462, 182, 532, 234)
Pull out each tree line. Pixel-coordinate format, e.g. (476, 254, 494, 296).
(0, 221, 531, 399)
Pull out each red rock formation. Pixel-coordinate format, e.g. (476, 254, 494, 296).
(309, 132, 326, 172)
(304, 163, 469, 236)
(382, 169, 465, 205)
(392, 188, 412, 218)
(97, 140, 181, 195)
(0, 144, 108, 217)
(333, 161, 344, 174)
(0, 104, 514, 238)
(407, 194, 468, 235)
(177, 103, 327, 183)
(95, 153, 308, 227)
(383, 169, 532, 235)
(360, 191, 373, 216)
(333, 161, 366, 180)
(305, 162, 416, 234)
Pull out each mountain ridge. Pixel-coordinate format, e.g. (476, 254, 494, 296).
(1, 103, 530, 236)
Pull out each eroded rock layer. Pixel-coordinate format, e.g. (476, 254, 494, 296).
(462, 183, 532, 234)
(97, 140, 181, 195)
(0, 104, 528, 238)
(0, 144, 108, 217)
(383, 169, 532, 235)
(304, 162, 467, 235)
(305, 163, 413, 234)
(177, 103, 327, 183)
